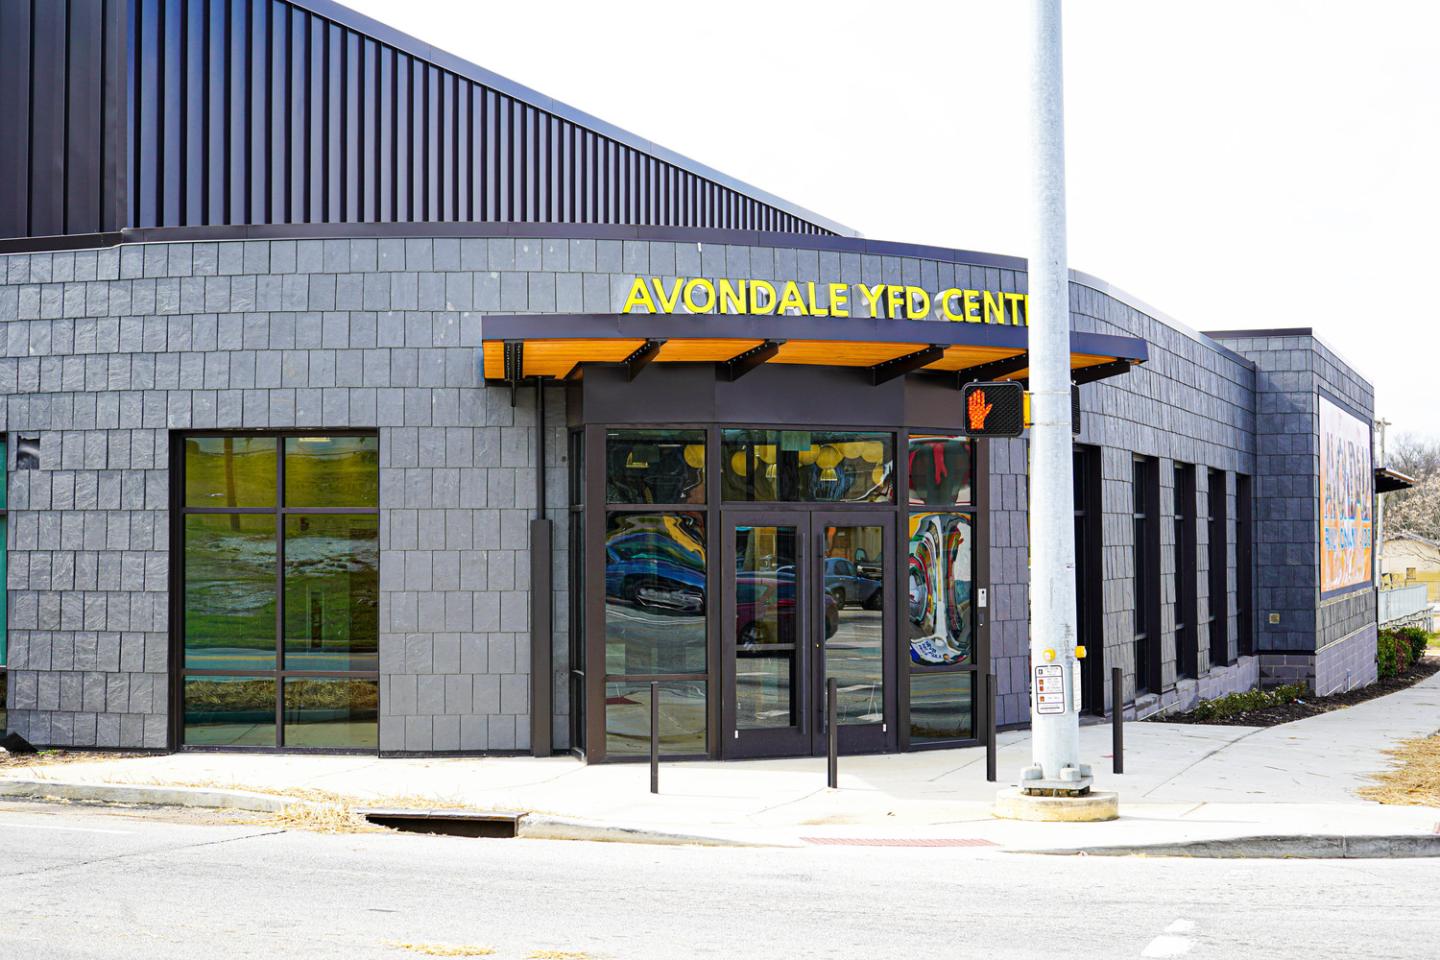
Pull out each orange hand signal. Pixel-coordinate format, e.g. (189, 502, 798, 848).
(967, 388, 993, 431)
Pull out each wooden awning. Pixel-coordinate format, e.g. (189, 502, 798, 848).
(480, 313, 1148, 385)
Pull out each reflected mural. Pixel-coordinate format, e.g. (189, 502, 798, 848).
(907, 513, 973, 666)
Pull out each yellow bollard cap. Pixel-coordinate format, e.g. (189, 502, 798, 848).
(1075, 645, 1087, 659)
(1043, 648, 1056, 662)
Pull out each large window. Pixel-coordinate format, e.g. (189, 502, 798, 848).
(721, 429, 894, 503)
(1208, 469, 1230, 667)
(180, 434, 379, 749)
(1237, 473, 1254, 657)
(1, 436, 7, 735)
(603, 430, 709, 758)
(1174, 463, 1197, 680)
(1132, 456, 1160, 695)
(906, 434, 975, 745)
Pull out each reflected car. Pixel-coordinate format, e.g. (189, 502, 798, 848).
(735, 575, 838, 646)
(823, 557, 883, 611)
(605, 532, 706, 613)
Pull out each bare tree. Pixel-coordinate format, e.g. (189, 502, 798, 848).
(1385, 434, 1440, 542)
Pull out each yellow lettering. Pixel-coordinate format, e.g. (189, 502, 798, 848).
(857, 284, 886, 318)
(938, 288, 965, 321)
(963, 290, 982, 323)
(905, 286, 930, 320)
(749, 280, 777, 315)
(885, 284, 905, 320)
(828, 283, 850, 317)
(622, 276, 656, 313)
(652, 277, 684, 314)
(1003, 292, 1025, 325)
(718, 278, 747, 315)
(805, 281, 829, 318)
(682, 278, 717, 313)
(983, 291, 1007, 325)
(776, 281, 806, 315)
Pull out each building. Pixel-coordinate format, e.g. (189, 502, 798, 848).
(0, 0, 1381, 759)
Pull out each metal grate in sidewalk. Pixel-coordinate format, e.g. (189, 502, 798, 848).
(801, 837, 997, 847)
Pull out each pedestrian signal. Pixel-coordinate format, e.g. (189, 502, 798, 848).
(961, 381, 1025, 438)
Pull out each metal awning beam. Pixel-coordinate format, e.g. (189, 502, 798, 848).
(623, 338, 667, 381)
(503, 340, 524, 406)
(719, 339, 785, 382)
(1071, 359, 1133, 385)
(953, 352, 1029, 387)
(869, 344, 947, 385)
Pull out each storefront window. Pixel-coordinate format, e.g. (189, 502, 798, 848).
(181, 434, 379, 749)
(604, 679, 707, 757)
(603, 512, 707, 675)
(721, 429, 893, 503)
(907, 511, 975, 744)
(606, 429, 705, 504)
(907, 435, 972, 505)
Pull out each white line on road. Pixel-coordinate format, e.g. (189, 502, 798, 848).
(1141, 919, 1196, 957)
(0, 820, 133, 836)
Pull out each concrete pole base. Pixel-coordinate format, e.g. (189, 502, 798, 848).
(992, 787, 1120, 822)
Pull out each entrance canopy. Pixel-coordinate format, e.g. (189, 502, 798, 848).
(480, 313, 1148, 386)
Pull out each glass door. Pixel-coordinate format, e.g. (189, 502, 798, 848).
(723, 513, 810, 758)
(815, 515, 891, 755)
(722, 512, 893, 758)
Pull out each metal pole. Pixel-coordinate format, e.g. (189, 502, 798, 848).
(1111, 666, 1124, 775)
(986, 672, 998, 782)
(650, 680, 660, 794)
(1022, 0, 1084, 787)
(826, 677, 838, 789)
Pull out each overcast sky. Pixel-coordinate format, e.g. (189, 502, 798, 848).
(345, 0, 1440, 442)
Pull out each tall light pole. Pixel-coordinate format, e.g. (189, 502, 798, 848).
(995, 0, 1116, 820)
(1023, 0, 1083, 788)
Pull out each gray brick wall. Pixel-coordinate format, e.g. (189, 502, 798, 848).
(0, 233, 1379, 749)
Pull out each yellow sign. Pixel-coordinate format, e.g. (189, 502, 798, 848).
(621, 276, 1028, 325)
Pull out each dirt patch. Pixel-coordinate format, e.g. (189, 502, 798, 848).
(0, 749, 148, 770)
(1360, 734, 1440, 807)
(1151, 657, 1439, 727)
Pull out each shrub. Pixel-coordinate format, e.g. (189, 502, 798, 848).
(1377, 630, 1416, 679)
(1394, 625, 1430, 662)
(1188, 683, 1308, 722)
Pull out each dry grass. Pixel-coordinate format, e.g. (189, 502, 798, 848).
(385, 941, 496, 957)
(0, 749, 147, 769)
(1359, 734, 1440, 807)
(526, 952, 591, 960)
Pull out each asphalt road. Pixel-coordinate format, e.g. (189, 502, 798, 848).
(0, 800, 1430, 960)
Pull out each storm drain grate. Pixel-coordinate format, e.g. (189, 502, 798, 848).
(801, 837, 997, 847)
(357, 809, 523, 839)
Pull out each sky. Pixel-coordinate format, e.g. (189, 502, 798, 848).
(343, 0, 1440, 440)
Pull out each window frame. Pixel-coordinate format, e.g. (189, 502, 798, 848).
(170, 430, 381, 753)
(1174, 463, 1198, 680)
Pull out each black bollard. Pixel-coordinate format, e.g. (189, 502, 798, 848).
(827, 677, 838, 789)
(650, 680, 660, 794)
(985, 672, 998, 782)
(1111, 666, 1124, 775)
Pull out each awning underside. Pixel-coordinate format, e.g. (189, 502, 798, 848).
(479, 314, 1148, 385)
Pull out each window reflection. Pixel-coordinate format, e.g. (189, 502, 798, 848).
(604, 513, 707, 675)
(604, 680, 707, 757)
(283, 515, 380, 671)
(909, 672, 973, 742)
(283, 678, 380, 749)
(606, 430, 705, 504)
(721, 430, 893, 503)
(907, 513, 973, 666)
(184, 515, 279, 670)
(184, 437, 277, 507)
(908, 435, 972, 505)
(183, 677, 277, 747)
(285, 436, 379, 507)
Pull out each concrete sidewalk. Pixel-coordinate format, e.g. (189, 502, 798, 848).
(4, 670, 1438, 852)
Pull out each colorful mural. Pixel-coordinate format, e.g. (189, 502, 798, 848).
(1319, 395, 1373, 593)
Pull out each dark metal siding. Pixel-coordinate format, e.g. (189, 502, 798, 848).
(0, 0, 127, 239)
(116, 0, 834, 235)
(0, 0, 837, 240)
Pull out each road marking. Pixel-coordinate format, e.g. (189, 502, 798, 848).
(0, 820, 133, 836)
(1141, 919, 1196, 957)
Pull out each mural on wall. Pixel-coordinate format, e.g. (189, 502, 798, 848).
(1319, 395, 1374, 593)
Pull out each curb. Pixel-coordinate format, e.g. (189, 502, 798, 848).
(0, 778, 773, 846)
(1027, 834, 1440, 859)
(517, 813, 779, 847)
(0, 778, 292, 813)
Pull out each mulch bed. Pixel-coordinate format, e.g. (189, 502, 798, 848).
(1152, 656, 1440, 727)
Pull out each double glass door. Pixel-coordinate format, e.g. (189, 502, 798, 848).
(721, 511, 892, 758)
